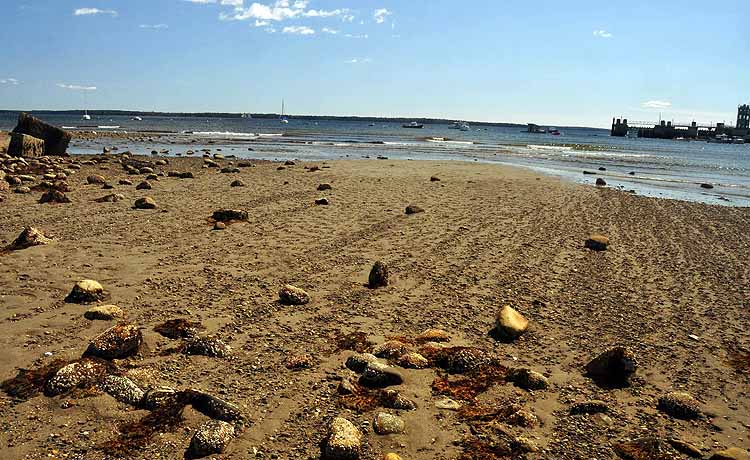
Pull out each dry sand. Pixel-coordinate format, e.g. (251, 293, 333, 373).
(0, 154, 748, 460)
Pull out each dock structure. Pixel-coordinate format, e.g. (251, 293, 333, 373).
(611, 104, 750, 140)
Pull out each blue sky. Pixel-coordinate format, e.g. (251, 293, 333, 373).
(0, 0, 748, 127)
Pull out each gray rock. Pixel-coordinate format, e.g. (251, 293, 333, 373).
(188, 420, 235, 458)
(325, 417, 362, 460)
(65, 279, 107, 303)
(187, 390, 242, 422)
(658, 392, 703, 420)
(507, 368, 549, 391)
(44, 358, 109, 396)
(373, 412, 405, 435)
(368, 261, 390, 288)
(182, 336, 232, 358)
(345, 353, 381, 373)
(585, 346, 638, 386)
(84, 304, 125, 320)
(359, 362, 403, 388)
(85, 324, 143, 359)
(134, 196, 157, 209)
(99, 375, 144, 406)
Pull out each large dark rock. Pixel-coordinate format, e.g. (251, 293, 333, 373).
(368, 261, 390, 288)
(585, 346, 638, 386)
(12, 113, 72, 156)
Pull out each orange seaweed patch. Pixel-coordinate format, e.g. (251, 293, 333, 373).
(0, 359, 68, 400)
(333, 331, 374, 353)
(431, 362, 507, 401)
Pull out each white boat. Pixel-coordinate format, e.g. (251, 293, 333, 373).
(132, 116, 143, 121)
(82, 109, 91, 121)
(459, 122, 470, 131)
(280, 100, 289, 124)
(449, 121, 461, 129)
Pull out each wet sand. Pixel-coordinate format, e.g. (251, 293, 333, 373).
(0, 154, 749, 460)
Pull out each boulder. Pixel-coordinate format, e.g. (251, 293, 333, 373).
(119, 179, 133, 185)
(507, 368, 549, 390)
(384, 454, 402, 460)
(315, 198, 330, 205)
(359, 362, 404, 388)
(12, 112, 71, 155)
(39, 189, 71, 204)
(84, 304, 125, 320)
(134, 197, 157, 209)
(65, 279, 107, 303)
(182, 336, 232, 358)
(657, 391, 703, 419)
(373, 412, 405, 435)
(186, 390, 243, 422)
(345, 353, 381, 373)
(325, 417, 362, 460)
(700, 183, 714, 190)
(405, 205, 424, 215)
(179, 171, 194, 179)
(220, 167, 240, 174)
(138, 167, 153, 174)
(441, 347, 492, 374)
(667, 439, 703, 458)
(595, 178, 607, 186)
(494, 305, 529, 340)
(585, 234, 609, 251)
(368, 261, 390, 288)
(585, 346, 638, 386)
(135, 181, 152, 190)
(99, 375, 144, 406)
(87, 174, 106, 185)
(230, 179, 245, 187)
(8, 226, 53, 250)
(8, 133, 44, 157)
(44, 357, 109, 396)
(212, 209, 248, 222)
(188, 420, 235, 459)
(85, 324, 143, 359)
(278, 284, 310, 305)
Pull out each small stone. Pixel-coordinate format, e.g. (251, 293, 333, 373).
(513, 437, 539, 453)
(95, 193, 125, 203)
(214, 222, 227, 230)
(182, 336, 232, 358)
(430, 176, 440, 182)
(325, 417, 362, 460)
(188, 420, 235, 459)
(494, 305, 529, 340)
(586, 346, 638, 386)
(372, 340, 409, 359)
(569, 400, 610, 415)
(507, 409, 538, 428)
(585, 234, 609, 251)
(179, 171, 194, 179)
(102, 183, 114, 189)
(285, 354, 315, 370)
(284, 160, 296, 166)
(317, 183, 332, 191)
(85, 324, 143, 359)
(140, 387, 180, 410)
(8, 226, 53, 250)
(359, 362, 404, 388)
(139, 167, 154, 174)
(315, 198, 330, 205)
(135, 180, 152, 190)
(220, 167, 240, 173)
(84, 305, 125, 321)
(507, 368, 549, 390)
(230, 179, 245, 187)
(415, 328, 450, 342)
(187, 390, 243, 422)
(700, 183, 714, 189)
(368, 261, 390, 288)
(405, 205, 424, 215)
(658, 392, 703, 420)
(119, 179, 133, 185)
(44, 358, 109, 396)
(99, 375, 144, 406)
(381, 389, 417, 410)
(134, 197, 157, 209)
(596, 178, 607, 186)
(212, 209, 248, 222)
(14, 186, 31, 194)
(167, 170, 180, 177)
(65, 279, 107, 304)
(373, 412, 405, 435)
(709, 447, 750, 460)
(667, 439, 703, 458)
(87, 175, 106, 184)
(278, 284, 310, 305)
(434, 398, 461, 410)
(614, 437, 682, 460)
(442, 347, 492, 374)
(39, 189, 71, 204)
(397, 352, 429, 369)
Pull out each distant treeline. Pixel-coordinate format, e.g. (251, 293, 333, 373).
(0, 110, 529, 128)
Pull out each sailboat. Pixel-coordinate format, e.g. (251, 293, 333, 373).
(82, 91, 91, 120)
(280, 100, 289, 124)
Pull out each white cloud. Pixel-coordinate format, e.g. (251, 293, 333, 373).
(342, 14, 354, 22)
(221, 0, 243, 5)
(139, 24, 169, 29)
(74, 8, 118, 17)
(321, 27, 338, 34)
(282, 25, 315, 35)
(345, 58, 372, 64)
(373, 8, 391, 24)
(221, 0, 347, 22)
(593, 29, 612, 38)
(184, 0, 217, 3)
(57, 83, 97, 91)
(641, 100, 672, 109)
(0, 78, 20, 85)
(344, 33, 368, 39)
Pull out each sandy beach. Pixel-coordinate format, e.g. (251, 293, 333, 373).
(1, 152, 749, 460)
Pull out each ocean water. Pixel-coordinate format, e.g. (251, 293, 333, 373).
(2, 113, 749, 206)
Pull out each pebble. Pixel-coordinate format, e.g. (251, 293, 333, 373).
(134, 196, 157, 209)
(65, 279, 106, 304)
(278, 284, 311, 305)
(99, 375, 144, 406)
(495, 305, 529, 340)
(83, 304, 125, 320)
(188, 420, 235, 458)
(373, 412, 405, 435)
(325, 417, 362, 460)
(182, 336, 232, 358)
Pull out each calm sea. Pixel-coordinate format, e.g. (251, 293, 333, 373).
(2, 113, 749, 206)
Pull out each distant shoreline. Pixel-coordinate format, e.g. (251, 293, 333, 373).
(0, 110, 595, 130)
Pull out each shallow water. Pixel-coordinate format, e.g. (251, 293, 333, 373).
(3, 113, 749, 206)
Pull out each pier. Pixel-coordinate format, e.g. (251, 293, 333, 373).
(611, 104, 750, 140)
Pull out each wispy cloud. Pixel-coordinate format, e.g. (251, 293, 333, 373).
(139, 24, 168, 29)
(641, 100, 672, 109)
(57, 83, 97, 91)
(321, 27, 338, 34)
(0, 78, 20, 85)
(344, 33, 368, 39)
(220, 0, 348, 22)
(74, 8, 118, 17)
(593, 29, 612, 38)
(373, 8, 391, 24)
(221, 0, 243, 5)
(184, 0, 217, 3)
(282, 25, 315, 35)
(345, 58, 372, 64)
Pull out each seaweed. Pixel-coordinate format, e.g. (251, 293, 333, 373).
(0, 359, 68, 401)
(431, 361, 507, 401)
(333, 331, 373, 353)
(153, 319, 204, 339)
